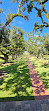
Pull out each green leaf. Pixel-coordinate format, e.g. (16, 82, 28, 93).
(46, 13, 49, 20)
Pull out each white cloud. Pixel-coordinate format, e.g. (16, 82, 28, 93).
(18, 21, 23, 24)
(12, 19, 23, 24)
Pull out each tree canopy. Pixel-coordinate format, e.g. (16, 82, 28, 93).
(0, 0, 49, 30)
(25, 32, 49, 58)
(0, 26, 25, 63)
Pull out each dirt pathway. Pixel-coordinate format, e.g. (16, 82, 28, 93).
(27, 56, 49, 100)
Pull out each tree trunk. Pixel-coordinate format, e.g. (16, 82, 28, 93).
(41, 54, 43, 59)
(12, 54, 15, 60)
(37, 56, 38, 58)
(4, 55, 8, 63)
(37, 54, 39, 58)
(5, 58, 8, 63)
(16, 54, 17, 58)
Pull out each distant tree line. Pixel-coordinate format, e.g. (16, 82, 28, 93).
(25, 32, 49, 58)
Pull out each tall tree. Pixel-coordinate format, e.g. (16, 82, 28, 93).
(0, 28, 10, 63)
(10, 26, 25, 59)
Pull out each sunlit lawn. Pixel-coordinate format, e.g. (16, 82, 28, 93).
(0, 55, 34, 101)
(29, 54, 49, 92)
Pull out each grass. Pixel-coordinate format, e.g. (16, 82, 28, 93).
(0, 56, 4, 64)
(0, 55, 34, 101)
(29, 54, 49, 92)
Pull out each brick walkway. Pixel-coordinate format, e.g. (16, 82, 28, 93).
(27, 56, 49, 100)
(0, 100, 49, 111)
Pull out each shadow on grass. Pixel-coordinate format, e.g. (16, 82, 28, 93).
(0, 95, 49, 102)
(44, 57, 49, 60)
(40, 71, 49, 90)
(0, 96, 34, 102)
(35, 71, 49, 90)
(41, 63, 49, 68)
(32, 63, 38, 68)
(0, 79, 4, 85)
(42, 78, 49, 89)
(0, 58, 34, 101)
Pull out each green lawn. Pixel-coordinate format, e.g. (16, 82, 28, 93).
(29, 54, 49, 92)
(0, 55, 5, 64)
(0, 55, 34, 101)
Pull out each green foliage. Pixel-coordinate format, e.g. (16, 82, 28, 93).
(46, 13, 49, 20)
(25, 32, 49, 57)
(11, 0, 18, 3)
(27, 3, 33, 13)
(1, 0, 49, 31)
(0, 26, 25, 62)
(0, 28, 11, 63)
(0, 1, 3, 13)
(3, 13, 28, 29)
(10, 26, 25, 56)
(43, 34, 49, 52)
(0, 1, 2, 4)
(0, 8, 3, 13)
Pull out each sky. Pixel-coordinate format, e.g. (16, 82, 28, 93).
(0, 0, 49, 40)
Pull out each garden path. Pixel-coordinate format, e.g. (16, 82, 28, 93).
(27, 56, 49, 100)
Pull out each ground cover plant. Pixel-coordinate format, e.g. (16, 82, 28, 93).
(29, 54, 49, 92)
(0, 55, 34, 102)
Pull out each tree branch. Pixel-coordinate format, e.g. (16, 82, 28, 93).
(0, 56, 5, 60)
(34, 23, 49, 31)
(33, 7, 44, 23)
(17, 0, 23, 13)
(40, 0, 48, 4)
(1, 50, 6, 56)
(2, 13, 28, 29)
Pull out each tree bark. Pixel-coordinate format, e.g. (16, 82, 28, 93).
(16, 54, 17, 58)
(4, 55, 8, 63)
(41, 54, 44, 59)
(12, 54, 15, 60)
